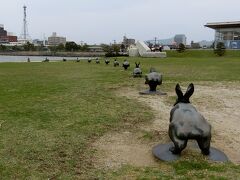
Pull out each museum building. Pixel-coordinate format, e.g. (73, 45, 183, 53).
(205, 21, 240, 49)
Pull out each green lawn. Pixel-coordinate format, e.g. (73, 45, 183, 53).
(0, 55, 239, 179)
(167, 49, 240, 58)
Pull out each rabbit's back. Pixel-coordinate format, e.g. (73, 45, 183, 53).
(170, 103, 211, 139)
(146, 72, 162, 82)
(134, 68, 142, 74)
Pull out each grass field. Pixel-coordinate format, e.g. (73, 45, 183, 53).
(0, 54, 239, 179)
(167, 49, 240, 58)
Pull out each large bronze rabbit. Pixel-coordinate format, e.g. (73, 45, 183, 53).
(169, 83, 211, 155)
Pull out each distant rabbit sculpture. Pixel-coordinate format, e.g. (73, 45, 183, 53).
(140, 68, 166, 95)
(122, 59, 130, 70)
(145, 68, 162, 91)
(152, 83, 229, 162)
(169, 83, 211, 155)
(133, 62, 142, 77)
(88, 58, 92, 63)
(105, 59, 110, 65)
(113, 59, 119, 67)
(96, 58, 100, 64)
(42, 58, 49, 62)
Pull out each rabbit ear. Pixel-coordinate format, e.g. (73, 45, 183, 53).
(175, 84, 183, 98)
(184, 83, 194, 100)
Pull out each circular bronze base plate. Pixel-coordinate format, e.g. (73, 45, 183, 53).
(208, 147, 229, 162)
(152, 143, 229, 162)
(152, 143, 180, 162)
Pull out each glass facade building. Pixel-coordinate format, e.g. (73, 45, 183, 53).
(205, 21, 240, 49)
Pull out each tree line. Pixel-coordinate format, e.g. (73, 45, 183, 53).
(0, 41, 89, 52)
(176, 42, 226, 56)
(100, 43, 127, 57)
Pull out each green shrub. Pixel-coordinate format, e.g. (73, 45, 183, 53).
(214, 42, 226, 56)
(177, 43, 185, 53)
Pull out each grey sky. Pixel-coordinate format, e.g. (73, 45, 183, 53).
(0, 0, 239, 44)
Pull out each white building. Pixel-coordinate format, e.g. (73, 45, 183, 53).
(48, 32, 66, 46)
(205, 21, 240, 49)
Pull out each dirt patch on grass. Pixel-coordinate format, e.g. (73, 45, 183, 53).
(93, 82, 240, 170)
(193, 83, 240, 164)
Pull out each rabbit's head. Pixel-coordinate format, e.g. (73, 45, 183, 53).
(174, 83, 194, 106)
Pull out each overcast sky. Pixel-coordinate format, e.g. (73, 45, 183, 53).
(0, 0, 239, 44)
